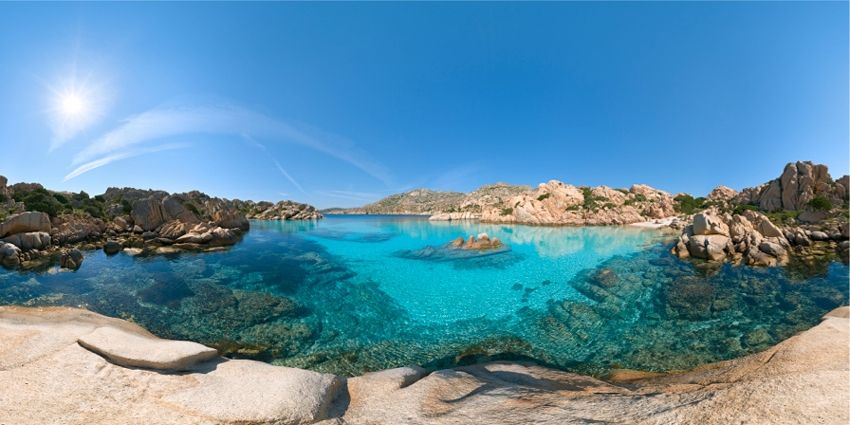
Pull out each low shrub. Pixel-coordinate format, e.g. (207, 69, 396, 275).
(674, 194, 707, 215)
(808, 196, 832, 212)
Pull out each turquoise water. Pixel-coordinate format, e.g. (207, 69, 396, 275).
(0, 215, 847, 376)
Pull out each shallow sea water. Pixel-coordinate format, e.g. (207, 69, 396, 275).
(1, 215, 847, 376)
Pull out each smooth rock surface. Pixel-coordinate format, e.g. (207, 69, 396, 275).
(0, 211, 51, 237)
(77, 326, 219, 371)
(0, 305, 847, 424)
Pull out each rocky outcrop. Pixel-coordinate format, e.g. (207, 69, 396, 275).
(0, 305, 846, 424)
(59, 248, 84, 270)
(246, 200, 322, 220)
(0, 242, 21, 267)
(50, 214, 107, 245)
(0, 306, 345, 425)
(707, 185, 737, 201)
(735, 161, 849, 211)
(0, 211, 51, 237)
(449, 233, 503, 250)
(673, 209, 791, 266)
(2, 231, 51, 251)
(333, 183, 530, 218)
(480, 181, 676, 225)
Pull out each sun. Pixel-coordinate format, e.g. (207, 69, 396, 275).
(58, 91, 88, 119)
(46, 72, 109, 149)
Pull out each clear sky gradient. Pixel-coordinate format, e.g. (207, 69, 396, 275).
(1, 2, 847, 208)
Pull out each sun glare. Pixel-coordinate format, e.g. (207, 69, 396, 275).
(59, 91, 87, 118)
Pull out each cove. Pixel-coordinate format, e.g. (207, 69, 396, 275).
(0, 215, 846, 376)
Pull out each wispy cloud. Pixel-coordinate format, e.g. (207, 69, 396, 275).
(242, 134, 307, 195)
(64, 143, 189, 181)
(317, 190, 382, 202)
(272, 158, 306, 194)
(67, 101, 392, 184)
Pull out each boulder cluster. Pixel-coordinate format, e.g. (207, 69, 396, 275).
(0, 177, 323, 269)
(0, 211, 52, 267)
(673, 209, 793, 266)
(449, 233, 504, 250)
(245, 200, 322, 220)
(480, 181, 676, 225)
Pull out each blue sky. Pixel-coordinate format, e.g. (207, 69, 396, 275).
(0, 2, 847, 208)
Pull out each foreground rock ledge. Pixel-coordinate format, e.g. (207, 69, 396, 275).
(0, 306, 847, 424)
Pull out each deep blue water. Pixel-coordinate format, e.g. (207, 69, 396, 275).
(0, 215, 847, 376)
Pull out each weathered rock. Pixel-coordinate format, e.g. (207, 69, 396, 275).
(206, 198, 249, 230)
(77, 326, 218, 371)
(164, 360, 343, 424)
(131, 198, 166, 231)
(103, 240, 122, 255)
(674, 209, 791, 266)
(161, 196, 200, 223)
(0, 241, 21, 267)
(810, 231, 830, 241)
(479, 181, 675, 225)
(50, 214, 106, 244)
(736, 161, 849, 211)
(2, 231, 51, 251)
(687, 234, 730, 261)
(450, 233, 504, 251)
(59, 249, 83, 270)
(0, 211, 51, 237)
(759, 241, 787, 257)
(0, 306, 848, 425)
(248, 200, 323, 221)
(707, 185, 737, 201)
(693, 212, 729, 236)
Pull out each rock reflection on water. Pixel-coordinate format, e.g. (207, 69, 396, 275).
(0, 215, 846, 377)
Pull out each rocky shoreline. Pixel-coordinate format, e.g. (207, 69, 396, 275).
(0, 305, 846, 424)
(0, 177, 321, 270)
(336, 161, 850, 268)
